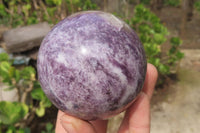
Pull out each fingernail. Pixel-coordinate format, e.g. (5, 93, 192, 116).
(61, 116, 77, 133)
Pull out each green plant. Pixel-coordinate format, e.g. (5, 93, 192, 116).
(140, 0, 150, 5)
(0, 0, 98, 27)
(168, 37, 184, 65)
(0, 3, 10, 25)
(164, 0, 180, 7)
(194, 1, 200, 13)
(41, 123, 55, 133)
(80, 0, 97, 10)
(45, 0, 62, 6)
(2, 125, 31, 133)
(125, 4, 183, 78)
(0, 53, 52, 132)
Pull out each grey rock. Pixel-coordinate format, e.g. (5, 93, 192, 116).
(2, 22, 51, 53)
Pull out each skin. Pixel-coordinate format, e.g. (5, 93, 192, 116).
(55, 63, 158, 133)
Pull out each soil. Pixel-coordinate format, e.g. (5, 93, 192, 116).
(30, 106, 58, 132)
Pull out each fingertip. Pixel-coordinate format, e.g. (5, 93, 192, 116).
(142, 63, 158, 99)
(147, 63, 158, 80)
(60, 114, 96, 133)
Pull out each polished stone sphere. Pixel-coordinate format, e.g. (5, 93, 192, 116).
(37, 11, 147, 120)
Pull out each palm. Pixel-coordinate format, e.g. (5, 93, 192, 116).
(56, 64, 158, 133)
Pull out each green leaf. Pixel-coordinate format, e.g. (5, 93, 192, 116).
(23, 128, 31, 133)
(16, 129, 24, 133)
(27, 16, 38, 25)
(41, 96, 52, 108)
(132, 17, 141, 25)
(125, 4, 182, 79)
(16, 127, 30, 133)
(140, 34, 152, 44)
(20, 67, 35, 80)
(0, 101, 29, 125)
(46, 122, 53, 131)
(153, 23, 167, 34)
(41, 122, 55, 133)
(148, 58, 160, 67)
(159, 64, 170, 74)
(168, 56, 176, 64)
(164, 0, 180, 7)
(15, 69, 20, 82)
(149, 14, 160, 23)
(144, 43, 160, 57)
(33, 81, 42, 89)
(0, 61, 19, 85)
(31, 88, 44, 100)
(22, 4, 31, 15)
(6, 125, 16, 133)
(195, 1, 200, 12)
(168, 46, 176, 55)
(8, 66, 15, 78)
(176, 51, 184, 60)
(154, 58, 160, 67)
(0, 61, 11, 75)
(22, 0, 30, 3)
(45, 0, 62, 6)
(0, 4, 8, 17)
(0, 61, 11, 82)
(170, 37, 182, 46)
(140, 0, 150, 5)
(31, 87, 52, 107)
(36, 106, 45, 117)
(138, 24, 151, 34)
(154, 33, 166, 45)
(0, 53, 9, 62)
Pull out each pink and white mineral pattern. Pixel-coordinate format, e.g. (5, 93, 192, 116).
(37, 11, 147, 120)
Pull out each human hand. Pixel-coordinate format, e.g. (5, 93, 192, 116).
(55, 63, 158, 133)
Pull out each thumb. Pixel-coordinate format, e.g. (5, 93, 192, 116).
(60, 114, 97, 133)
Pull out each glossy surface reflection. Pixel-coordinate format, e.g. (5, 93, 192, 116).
(37, 11, 147, 120)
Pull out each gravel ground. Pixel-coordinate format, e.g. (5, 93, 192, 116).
(107, 50, 200, 133)
(151, 50, 200, 133)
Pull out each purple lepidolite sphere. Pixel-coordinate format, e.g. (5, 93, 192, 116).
(37, 11, 147, 120)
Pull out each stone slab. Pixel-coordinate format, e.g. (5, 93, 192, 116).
(2, 22, 51, 53)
